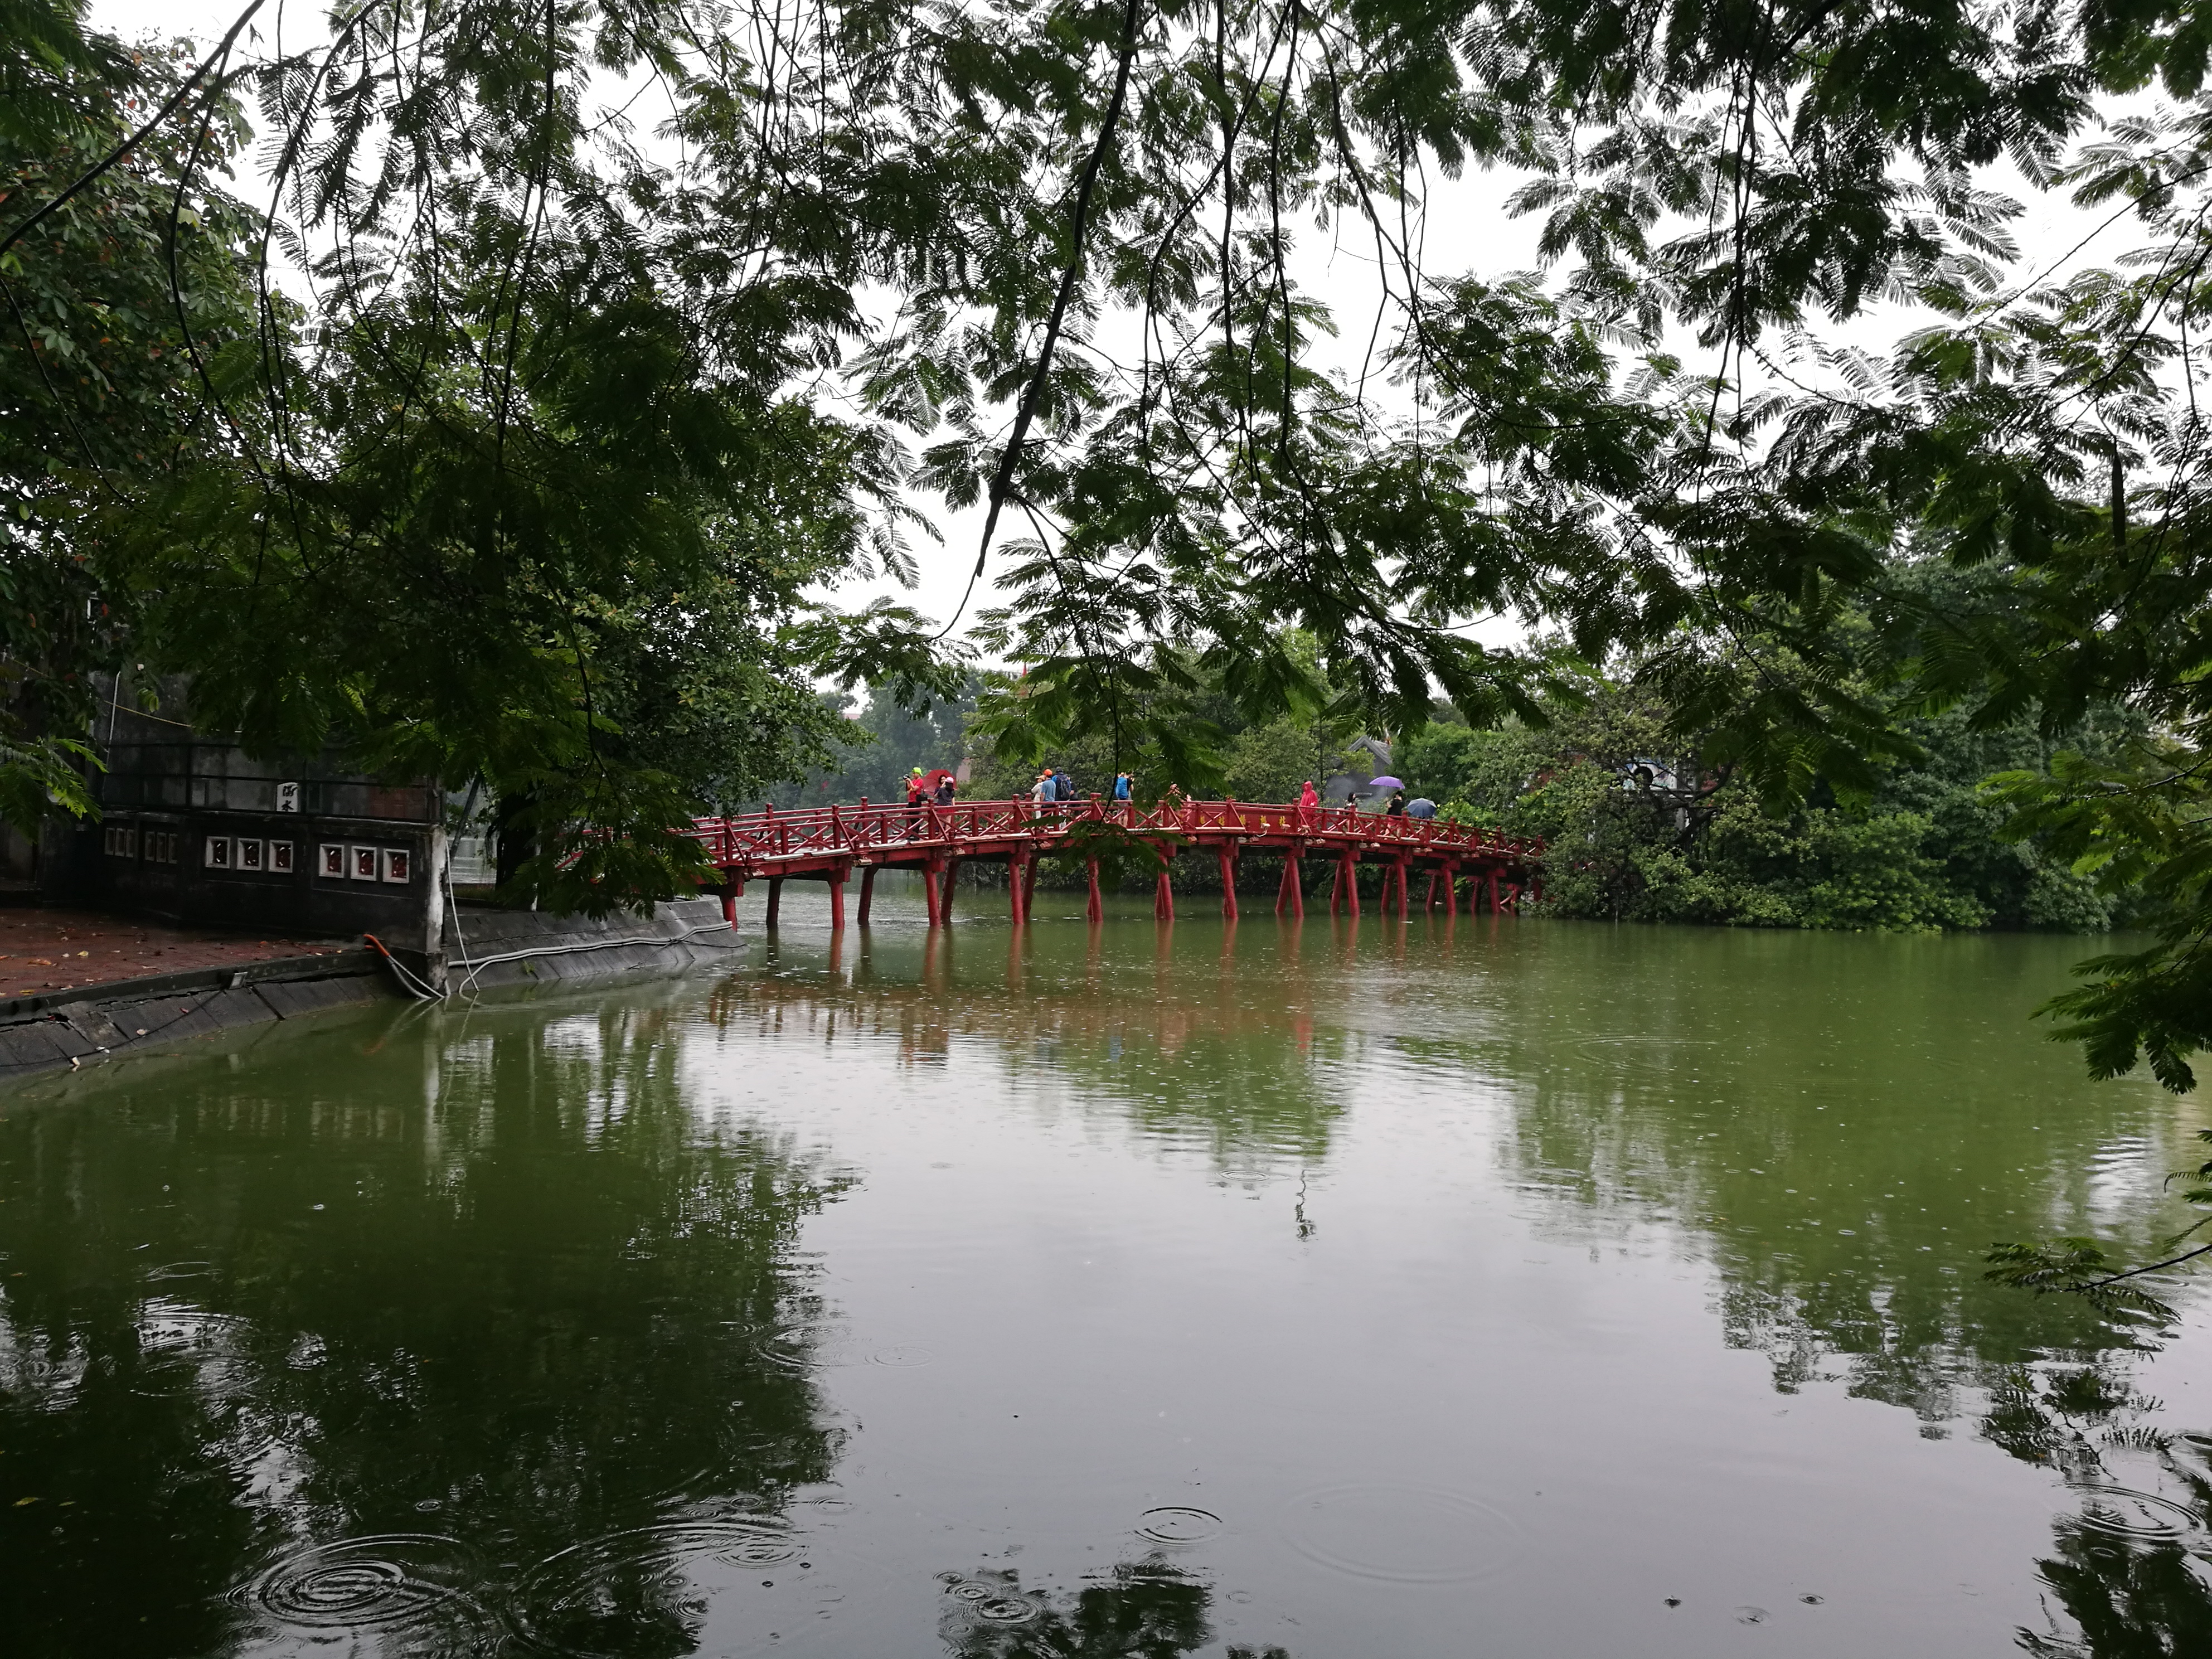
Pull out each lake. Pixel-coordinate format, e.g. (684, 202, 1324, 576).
(5, 890, 2210, 1657)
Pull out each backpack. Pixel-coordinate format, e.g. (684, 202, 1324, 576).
(1056, 772, 1076, 800)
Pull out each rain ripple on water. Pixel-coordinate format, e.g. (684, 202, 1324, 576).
(515, 1517, 828, 1658)
(1282, 1483, 1522, 1584)
(240, 1532, 487, 1642)
(1135, 1505, 1224, 1544)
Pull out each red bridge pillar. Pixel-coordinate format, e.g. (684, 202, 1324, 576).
(827, 867, 846, 931)
(1331, 852, 1360, 919)
(1219, 847, 1239, 920)
(1275, 853, 1304, 918)
(856, 866, 876, 926)
(1086, 858, 1103, 923)
(766, 876, 783, 930)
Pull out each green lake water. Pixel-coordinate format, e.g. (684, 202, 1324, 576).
(6, 887, 2212, 1656)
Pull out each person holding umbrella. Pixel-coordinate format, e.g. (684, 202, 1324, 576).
(905, 767, 928, 838)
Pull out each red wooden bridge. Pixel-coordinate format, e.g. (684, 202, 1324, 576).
(687, 798, 1542, 929)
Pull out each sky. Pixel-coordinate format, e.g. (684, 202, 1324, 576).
(88, 0, 2165, 661)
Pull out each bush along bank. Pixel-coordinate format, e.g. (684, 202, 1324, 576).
(1398, 692, 2143, 933)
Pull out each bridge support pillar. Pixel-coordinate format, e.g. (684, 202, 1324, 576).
(1008, 853, 1029, 925)
(921, 862, 943, 928)
(766, 876, 783, 930)
(1022, 850, 1040, 920)
(1086, 858, 1103, 923)
(827, 868, 847, 931)
(856, 866, 876, 926)
(720, 879, 743, 926)
(1487, 867, 1501, 914)
(1275, 853, 1304, 918)
(1331, 852, 1360, 919)
(1391, 858, 1411, 920)
(942, 858, 961, 921)
(1219, 847, 1238, 920)
(1154, 863, 1175, 921)
(1444, 862, 1459, 918)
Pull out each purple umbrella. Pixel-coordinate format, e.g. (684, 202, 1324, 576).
(1366, 775, 1404, 790)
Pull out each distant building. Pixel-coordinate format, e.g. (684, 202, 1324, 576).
(1325, 736, 1391, 804)
(31, 676, 445, 962)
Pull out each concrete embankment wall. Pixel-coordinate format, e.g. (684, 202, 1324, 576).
(440, 898, 739, 991)
(1, 898, 743, 1081)
(0, 949, 387, 1080)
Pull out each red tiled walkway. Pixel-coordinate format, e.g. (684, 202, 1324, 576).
(0, 907, 353, 1001)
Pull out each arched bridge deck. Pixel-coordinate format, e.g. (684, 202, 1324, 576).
(687, 798, 1542, 930)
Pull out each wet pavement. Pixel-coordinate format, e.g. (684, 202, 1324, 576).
(0, 905, 353, 1002)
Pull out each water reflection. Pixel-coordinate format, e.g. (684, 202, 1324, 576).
(0, 1000, 850, 1657)
(1981, 1362, 2212, 1656)
(937, 1559, 1235, 1659)
(10, 914, 2212, 1657)
(711, 924, 1355, 1171)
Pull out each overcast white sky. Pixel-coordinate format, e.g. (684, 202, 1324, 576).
(92, 0, 2161, 661)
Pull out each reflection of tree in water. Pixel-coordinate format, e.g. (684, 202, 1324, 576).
(0, 1000, 852, 1658)
(1473, 932, 2192, 1422)
(937, 1558, 1286, 1659)
(1976, 1360, 2212, 1657)
(706, 942, 1356, 1174)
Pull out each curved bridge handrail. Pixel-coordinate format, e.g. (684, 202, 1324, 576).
(685, 798, 1542, 866)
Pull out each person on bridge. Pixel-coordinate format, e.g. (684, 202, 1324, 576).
(1405, 795, 1438, 819)
(1055, 768, 1077, 802)
(1383, 788, 1407, 817)
(1031, 771, 1054, 808)
(935, 775, 957, 806)
(1113, 771, 1133, 802)
(1298, 779, 1318, 822)
(905, 768, 929, 838)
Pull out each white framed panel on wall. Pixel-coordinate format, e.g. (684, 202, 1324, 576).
(236, 838, 266, 873)
(349, 845, 379, 881)
(380, 847, 413, 884)
(270, 842, 295, 874)
(319, 842, 347, 878)
(203, 835, 232, 870)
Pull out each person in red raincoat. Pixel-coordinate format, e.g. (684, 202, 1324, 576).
(1298, 778, 1320, 826)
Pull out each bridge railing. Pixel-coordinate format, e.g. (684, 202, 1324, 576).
(686, 798, 1541, 868)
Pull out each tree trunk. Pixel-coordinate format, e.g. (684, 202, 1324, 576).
(493, 788, 536, 891)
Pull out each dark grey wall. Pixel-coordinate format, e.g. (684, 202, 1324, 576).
(61, 681, 442, 947)
(83, 809, 437, 944)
